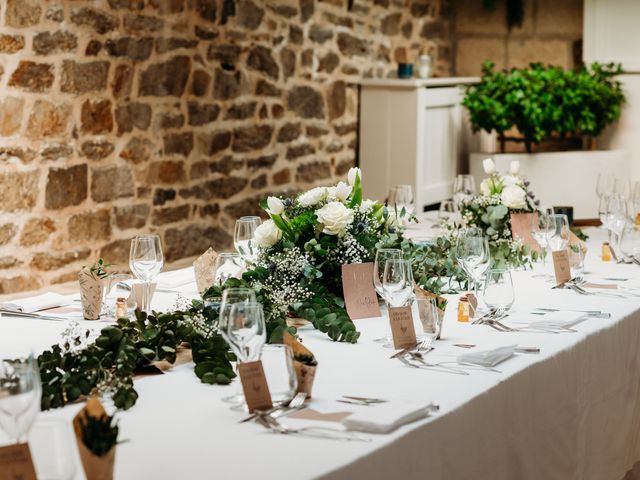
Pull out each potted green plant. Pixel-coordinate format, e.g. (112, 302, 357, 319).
(464, 62, 628, 220)
(79, 259, 112, 320)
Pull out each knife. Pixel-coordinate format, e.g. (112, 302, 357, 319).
(0, 310, 65, 321)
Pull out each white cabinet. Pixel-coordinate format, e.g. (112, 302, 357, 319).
(358, 77, 478, 212)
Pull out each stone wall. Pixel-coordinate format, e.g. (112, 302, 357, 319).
(452, 0, 583, 76)
(0, 0, 453, 293)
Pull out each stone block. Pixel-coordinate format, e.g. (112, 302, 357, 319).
(9, 62, 54, 92)
(61, 60, 110, 94)
(0, 170, 39, 212)
(20, 218, 56, 246)
(45, 165, 87, 209)
(81, 99, 113, 135)
(68, 209, 111, 241)
(0, 97, 24, 136)
(91, 166, 135, 202)
(26, 100, 71, 138)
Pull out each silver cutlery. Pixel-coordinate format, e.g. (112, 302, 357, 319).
(256, 413, 371, 442)
(341, 396, 387, 405)
(398, 354, 469, 375)
(239, 392, 307, 423)
(534, 307, 610, 319)
(453, 344, 540, 353)
(0, 310, 64, 322)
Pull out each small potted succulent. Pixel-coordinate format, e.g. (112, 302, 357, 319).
(73, 397, 119, 480)
(79, 259, 111, 320)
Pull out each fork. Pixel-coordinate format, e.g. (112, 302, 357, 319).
(399, 354, 469, 375)
(240, 392, 307, 423)
(256, 413, 370, 442)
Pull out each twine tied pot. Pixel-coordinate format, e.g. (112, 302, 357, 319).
(293, 361, 317, 398)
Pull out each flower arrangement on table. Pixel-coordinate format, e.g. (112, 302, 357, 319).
(204, 167, 407, 343)
(456, 158, 538, 269)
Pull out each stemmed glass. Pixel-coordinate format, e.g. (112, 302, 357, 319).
(453, 174, 476, 208)
(214, 253, 243, 287)
(373, 248, 403, 304)
(219, 288, 257, 404)
(382, 259, 414, 308)
(455, 229, 490, 304)
(606, 195, 629, 255)
(129, 234, 163, 313)
(388, 185, 414, 216)
(530, 208, 554, 277)
(596, 172, 614, 202)
(632, 181, 640, 225)
(234, 216, 262, 266)
(438, 200, 456, 224)
(0, 355, 41, 444)
(547, 214, 570, 252)
(483, 269, 515, 316)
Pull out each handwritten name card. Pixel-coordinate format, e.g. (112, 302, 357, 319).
(341, 263, 381, 320)
(238, 360, 273, 413)
(388, 306, 417, 349)
(0, 443, 37, 480)
(552, 250, 571, 284)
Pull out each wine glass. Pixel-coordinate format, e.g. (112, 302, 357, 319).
(373, 248, 403, 301)
(483, 269, 515, 316)
(222, 302, 266, 363)
(438, 200, 456, 224)
(596, 172, 614, 200)
(530, 208, 553, 276)
(598, 195, 610, 230)
(632, 181, 640, 225)
(614, 178, 631, 201)
(382, 258, 413, 308)
(214, 253, 243, 286)
(388, 185, 414, 216)
(453, 174, 476, 208)
(606, 195, 629, 254)
(0, 355, 41, 444)
(234, 217, 261, 266)
(620, 223, 640, 261)
(547, 214, 570, 252)
(455, 229, 490, 302)
(261, 344, 297, 406)
(129, 234, 163, 313)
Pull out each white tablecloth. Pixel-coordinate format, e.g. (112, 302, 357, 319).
(2, 228, 640, 480)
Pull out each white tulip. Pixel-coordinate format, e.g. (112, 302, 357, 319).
(509, 160, 520, 175)
(482, 158, 496, 175)
(332, 181, 352, 202)
(360, 199, 376, 213)
(500, 185, 527, 209)
(480, 178, 492, 196)
(266, 196, 284, 215)
(298, 187, 327, 207)
(253, 219, 282, 248)
(316, 201, 355, 236)
(501, 174, 519, 187)
(347, 167, 361, 186)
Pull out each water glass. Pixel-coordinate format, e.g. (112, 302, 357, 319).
(234, 217, 261, 265)
(214, 252, 243, 287)
(568, 246, 585, 281)
(413, 297, 442, 343)
(438, 200, 456, 222)
(596, 172, 614, 199)
(129, 234, 163, 312)
(453, 174, 476, 207)
(261, 344, 297, 406)
(483, 269, 514, 315)
(382, 258, 413, 308)
(0, 355, 41, 444)
(102, 273, 136, 319)
(29, 418, 77, 480)
(619, 224, 640, 260)
(388, 185, 414, 216)
(218, 287, 257, 332)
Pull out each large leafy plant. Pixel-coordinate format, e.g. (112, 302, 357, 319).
(463, 61, 624, 152)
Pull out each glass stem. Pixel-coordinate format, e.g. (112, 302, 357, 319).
(144, 281, 151, 312)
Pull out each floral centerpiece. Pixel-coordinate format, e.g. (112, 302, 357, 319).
(205, 167, 406, 343)
(457, 158, 538, 268)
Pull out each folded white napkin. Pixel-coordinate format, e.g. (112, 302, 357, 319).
(457, 344, 517, 367)
(528, 311, 586, 330)
(341, 401, 434, 434)
(0, 292, 71, 313)
(156, 268, 196, 289)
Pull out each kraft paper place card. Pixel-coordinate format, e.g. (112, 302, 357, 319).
(552, 250, 571, 284)
(0, 443, 37, 480)
(132, 282, 156, 309)
(388, 306, 417, 349)
(510, 212, 541, 253)
(238, 360, 273, 413)
(341, 263, 381, 320)
(193, 248, 218, 293)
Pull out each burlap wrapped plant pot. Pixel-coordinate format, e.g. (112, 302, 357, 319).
(283, 331, 317, 398)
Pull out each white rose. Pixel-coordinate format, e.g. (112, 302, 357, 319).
(480, 178, 491, 196)
(347, 167, 361, 186)
(266, 196, 284, 215)
(253, 219, 282, 248)
(316, 201, 354, 236)
(482, 158, 496, 175)
(501, 185, 527, 209)
(298, 187, 327, 207)
(509, 160, 520, 175)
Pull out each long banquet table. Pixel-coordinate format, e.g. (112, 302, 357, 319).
(2, 228, 640, 479)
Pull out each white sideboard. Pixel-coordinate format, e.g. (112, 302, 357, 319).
(358, 77, 478, 211)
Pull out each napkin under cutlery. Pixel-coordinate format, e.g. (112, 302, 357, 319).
(156, 269, 196, 290)
(341, 400, 437, 434)
(0, 292, 72, 313)
(527, 311, 587, 330)
(457, 344, 517, 367)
